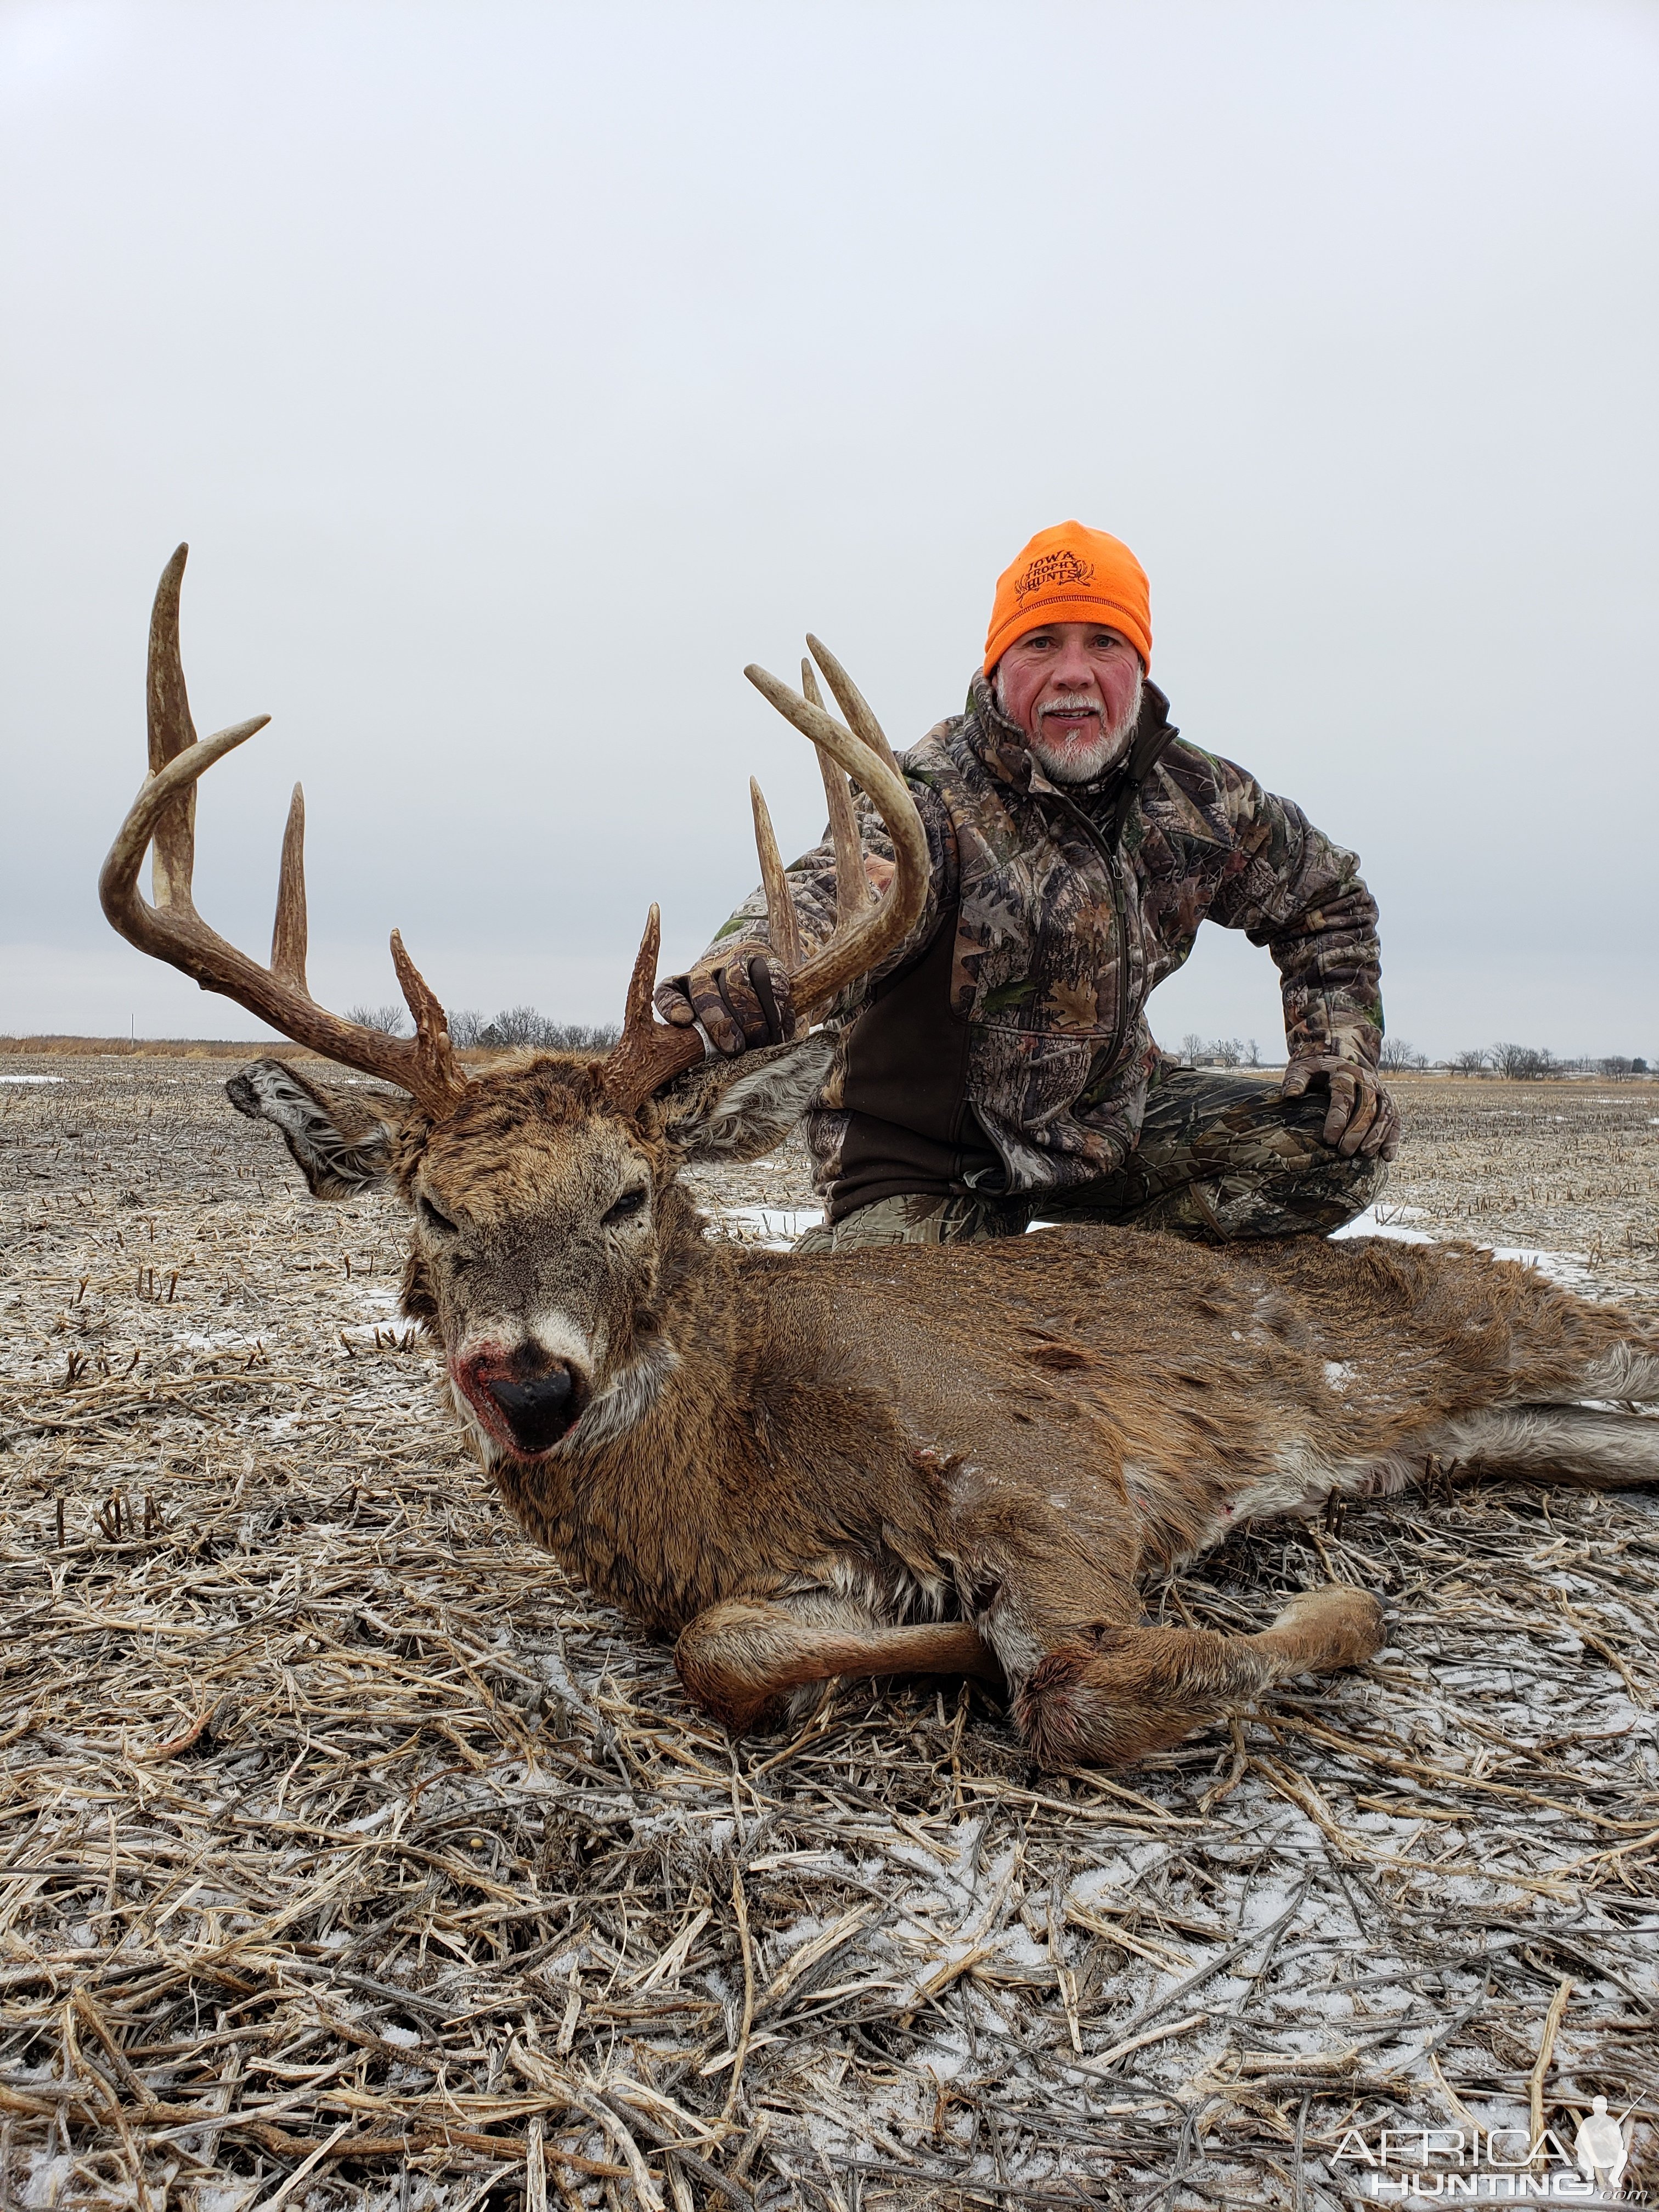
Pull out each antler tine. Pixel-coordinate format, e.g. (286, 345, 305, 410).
(598, 905, 704, 1112)
(803, 657, 876, 929)
(101, 548, 469, 1121)
(103, 715, 273, 918)
(749, 777, 804, 972)
(743, 654, 927, 1018)
(623, 902, 663, 1036)
(388, 930, 468, 1116)
(270, 783, 308, 991)
(805, 634, 902, 779)
(147, 542, 199, 912)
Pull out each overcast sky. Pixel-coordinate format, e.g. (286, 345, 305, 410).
(3, 0, 1655, 1061)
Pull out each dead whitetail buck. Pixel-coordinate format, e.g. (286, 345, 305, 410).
(102, 545, 1659, 1769)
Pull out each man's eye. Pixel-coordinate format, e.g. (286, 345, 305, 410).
(603, 1188, 647, 1225)
(418, 1194, 459, 1236)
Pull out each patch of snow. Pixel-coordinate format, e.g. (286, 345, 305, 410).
(19, 2154, 79, 2208)
(1486, 1243, 1593, 1288)
(723, 1205, 822, 1246)
(1330, 1206, 1435, 1245)
(1331, 1207, 1592, 1286)
(0, 1074, 63, 1084)
(532, 1643, 602, 1723)
(1324, 1360, 1357, 1391)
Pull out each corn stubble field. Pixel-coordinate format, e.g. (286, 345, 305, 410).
(1, 1061, 1656, 2211)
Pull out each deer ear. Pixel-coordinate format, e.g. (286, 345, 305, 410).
(655, 1032, 838, 1164)
(225, 1057, 411, 1199)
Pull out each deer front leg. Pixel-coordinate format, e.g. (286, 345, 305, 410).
(675, 1596, 1003, 1736)
(1011, 1585, 1385, 1770)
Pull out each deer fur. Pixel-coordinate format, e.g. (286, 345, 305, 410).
(228, 1041, 1659, 1771)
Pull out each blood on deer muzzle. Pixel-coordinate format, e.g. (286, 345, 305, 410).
(464, 1349, 591, 1456)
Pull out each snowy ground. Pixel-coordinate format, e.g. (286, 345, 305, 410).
(1, 1060, 1656, 2209)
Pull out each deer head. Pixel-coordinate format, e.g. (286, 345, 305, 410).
(103, 546, 926, 1461)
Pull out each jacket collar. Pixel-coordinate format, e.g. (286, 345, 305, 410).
(963, 672, 1179, 819)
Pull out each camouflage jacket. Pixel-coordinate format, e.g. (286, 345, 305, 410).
(701, 674, 1384, 1221)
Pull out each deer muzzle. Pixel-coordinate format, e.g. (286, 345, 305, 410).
(456, 1345, 593, 1457)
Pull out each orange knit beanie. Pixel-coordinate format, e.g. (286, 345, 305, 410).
(983, 521, 1152, 673)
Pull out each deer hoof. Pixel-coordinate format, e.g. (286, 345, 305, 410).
(1266, 1585, 1386, 1672)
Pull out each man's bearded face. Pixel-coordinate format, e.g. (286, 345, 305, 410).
(992, 622, 1144, 785)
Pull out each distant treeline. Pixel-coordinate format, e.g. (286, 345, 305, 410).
(344, 1005, 622, 1052)
(1178, 1033, 1652, 1080)
(1, 1008, 624, 1059)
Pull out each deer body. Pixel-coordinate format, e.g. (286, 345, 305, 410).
(106, 548, 1659, 1773)
(469, 1200, 1649, 1635)
(232, 1048, 1659, 1769)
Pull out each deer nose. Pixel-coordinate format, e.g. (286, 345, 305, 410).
(485, 1363, 588, 1453)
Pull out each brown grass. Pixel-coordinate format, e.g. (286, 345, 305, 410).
(1, 1037, 273, 1061)
(1, 1062, 1655, 2208)
(1, 1040, 590, 1071)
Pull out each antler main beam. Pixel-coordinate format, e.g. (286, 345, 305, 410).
(99, 545, 469, 1120)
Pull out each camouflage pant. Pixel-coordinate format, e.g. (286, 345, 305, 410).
(795, 1068, 1386, 1253)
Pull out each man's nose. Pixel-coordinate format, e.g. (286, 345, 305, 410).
(1047, 642, 1098, 695)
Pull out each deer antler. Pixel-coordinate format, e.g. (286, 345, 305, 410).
(99, 545, 470, 1120)
(599, 637, 928, 1113)
(802, 657, 877, 930)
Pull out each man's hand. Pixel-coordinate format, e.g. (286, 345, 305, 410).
(655, 947, 797, 1058)
(1281, 1054, 1400, 1160)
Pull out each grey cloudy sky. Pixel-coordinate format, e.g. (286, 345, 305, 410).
(3, 0, 1655, 1060)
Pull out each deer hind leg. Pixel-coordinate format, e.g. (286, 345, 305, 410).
(674, 1596, 1002, 1736)
(1011, 1586, 1385, 1771)
(1434, 1403, 1659, 1489)
(1577, 1340, 1659, 1406)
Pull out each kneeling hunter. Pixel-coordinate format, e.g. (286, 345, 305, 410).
(658, 521, 1398, 1250)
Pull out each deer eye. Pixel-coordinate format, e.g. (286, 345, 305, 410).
(418, 1193, 459, 1237)
(602, 1187, 648, 1226)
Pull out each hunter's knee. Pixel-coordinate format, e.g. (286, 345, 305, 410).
(1271, 1091, 1389, 1231)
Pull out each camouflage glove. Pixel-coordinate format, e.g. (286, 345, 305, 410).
(1281, 1054, 1400, 1161)
(655, 946, 797, 1058)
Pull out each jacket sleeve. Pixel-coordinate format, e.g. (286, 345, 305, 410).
(1203, 760, 1385, 1070)
(689, 766, 958, 1018)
